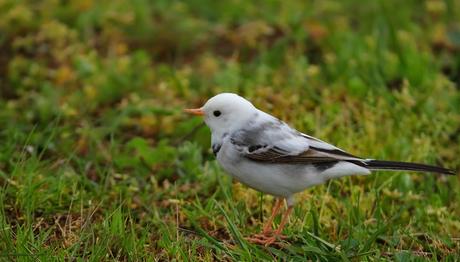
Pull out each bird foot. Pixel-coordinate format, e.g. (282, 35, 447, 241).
(246, 232, 287, 246)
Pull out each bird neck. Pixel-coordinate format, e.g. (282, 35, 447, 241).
(211, 131, 227, 144)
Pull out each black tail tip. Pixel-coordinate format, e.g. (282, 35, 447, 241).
(429, 167, 456, 176)
(434, 166, 457, 176)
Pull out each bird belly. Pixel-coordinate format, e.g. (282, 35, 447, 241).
(217, 145, 326, 197)
(228, 161, 325, 197)
(216, 143, 371, 197)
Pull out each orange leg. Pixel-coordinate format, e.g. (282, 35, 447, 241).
(274, 206, 293, 235)
(247, 199, 294, 246)
(261, 198, 283, 234)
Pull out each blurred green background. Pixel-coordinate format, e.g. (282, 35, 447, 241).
(0, 0, 459, 260)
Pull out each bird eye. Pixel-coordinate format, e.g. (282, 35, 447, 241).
(213, 110, 221, 117)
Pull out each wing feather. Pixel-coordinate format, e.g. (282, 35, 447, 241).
(230, 114, 364, 165)
(244, 146, 362, 164)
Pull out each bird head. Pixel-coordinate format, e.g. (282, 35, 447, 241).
(184, 93, 257, 136)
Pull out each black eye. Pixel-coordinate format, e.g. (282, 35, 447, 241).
(213, 110, 221, 117)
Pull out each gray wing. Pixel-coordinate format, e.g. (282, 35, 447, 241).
(230, 116, 365, 165)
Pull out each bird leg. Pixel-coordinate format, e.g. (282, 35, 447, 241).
(261, 197, 283, 234)
(247, 199, 293, 246)
(274, 206, 293, 235)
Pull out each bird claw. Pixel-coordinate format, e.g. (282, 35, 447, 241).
(246, 232, 286, 246)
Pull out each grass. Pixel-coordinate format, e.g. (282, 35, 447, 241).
(0, 0, 460, 260)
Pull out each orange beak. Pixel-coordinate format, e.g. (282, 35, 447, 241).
(184, 108, 204, 116)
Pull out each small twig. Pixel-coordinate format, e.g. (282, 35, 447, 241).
(382, 250, 432, 257)
(81, 201, 102, 232)
(177, 227, 199, 236)
(32, 217, 44, 232)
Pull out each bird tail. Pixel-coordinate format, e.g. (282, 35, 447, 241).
(360, 159, 455, 175)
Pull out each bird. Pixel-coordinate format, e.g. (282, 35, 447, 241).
(184, 93, 455, 246)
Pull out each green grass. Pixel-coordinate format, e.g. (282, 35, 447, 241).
(1, 0, 460, 260)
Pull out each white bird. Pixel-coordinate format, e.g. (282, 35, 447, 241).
(184, 93, 454, 245)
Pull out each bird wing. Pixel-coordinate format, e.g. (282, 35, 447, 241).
(230, 115, 364, 164)
(227, 111, 454, 176)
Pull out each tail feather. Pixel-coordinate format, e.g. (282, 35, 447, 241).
(359, 159, 455, 175)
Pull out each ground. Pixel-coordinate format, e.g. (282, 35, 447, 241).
(0, 0, 459, 260)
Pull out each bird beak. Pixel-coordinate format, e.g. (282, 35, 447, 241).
(184, 108, 204, 116)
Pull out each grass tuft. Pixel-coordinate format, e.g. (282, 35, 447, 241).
(0, 0, 459, 260)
